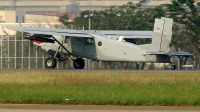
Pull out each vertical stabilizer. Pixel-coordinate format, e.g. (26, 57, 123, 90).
(151, 17, 173, 52)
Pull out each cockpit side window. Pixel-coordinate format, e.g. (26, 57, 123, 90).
(65, 36, 70, 43)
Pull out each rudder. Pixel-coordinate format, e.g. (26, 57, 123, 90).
(151, 17, 173, 52)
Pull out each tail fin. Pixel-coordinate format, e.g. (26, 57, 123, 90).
(151, 17, 173, 52)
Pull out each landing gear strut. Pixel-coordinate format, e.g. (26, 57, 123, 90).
(45, 57, 57, 69)
(73, 58, 85, 69)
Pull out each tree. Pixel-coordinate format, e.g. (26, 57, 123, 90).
(59, 13, 73, 29)
(162, 0, 200, 69)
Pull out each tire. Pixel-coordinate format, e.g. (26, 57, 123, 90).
(45, 57, 57, 69)
(73, 58, 85, 69)
(170, 64, 176, 70)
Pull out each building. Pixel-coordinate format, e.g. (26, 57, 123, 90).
(0, 10, 63, 69)
(0, 0, 171, 13)
(0, 10, 25, 23)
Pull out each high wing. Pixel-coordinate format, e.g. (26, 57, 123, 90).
(4, 25, 153, 38)
(5, 25, 91, 37)
(145, 51, 193, 56)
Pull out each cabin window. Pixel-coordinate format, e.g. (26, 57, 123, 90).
(86, 38, 94, 45)
(98, 41, 102, 46)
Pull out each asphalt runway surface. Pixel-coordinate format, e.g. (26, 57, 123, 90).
(0, 69, 199, 72)
(0, 105, 200, 112)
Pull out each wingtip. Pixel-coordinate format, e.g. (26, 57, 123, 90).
(4, 25, 23, 32)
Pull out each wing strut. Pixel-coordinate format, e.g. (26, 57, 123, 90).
(51, 36, 72, 56)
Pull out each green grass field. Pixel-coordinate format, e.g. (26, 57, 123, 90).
(0, 70, 200, 106)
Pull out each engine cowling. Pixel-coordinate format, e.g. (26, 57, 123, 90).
(24, 33, 55, 43)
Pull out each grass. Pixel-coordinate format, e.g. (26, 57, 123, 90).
(0, 70, 200, 105)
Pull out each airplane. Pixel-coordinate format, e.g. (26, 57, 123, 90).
(4, 17, 193, 70)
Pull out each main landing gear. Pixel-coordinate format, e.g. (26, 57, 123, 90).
(45, 57, 57, 69)
(45, 56, 85, 69)
(73, 58, 85, 69)
(169, 64, 176, 70)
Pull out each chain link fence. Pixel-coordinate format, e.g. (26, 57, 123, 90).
(0, 23, 69, 69)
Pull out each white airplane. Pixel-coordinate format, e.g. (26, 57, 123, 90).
(5, 17, 193, 70)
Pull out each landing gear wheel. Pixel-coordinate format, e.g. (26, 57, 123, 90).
(170, 64, 176, 70)
(73, 58, 85, 69)
(45, 57, 57, 69)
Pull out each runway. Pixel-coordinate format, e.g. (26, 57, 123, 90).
(0, 69, 199, 72)
(0, 104, 200, 112)
(0, 105, 200, 112)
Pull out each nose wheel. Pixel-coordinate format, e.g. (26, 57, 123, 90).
(45, 57, 57, 69)
(73, 58, 85, 69)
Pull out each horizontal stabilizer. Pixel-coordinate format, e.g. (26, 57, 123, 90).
(145, 51, 193, 56)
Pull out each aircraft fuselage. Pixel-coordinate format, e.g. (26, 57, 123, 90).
(68, 36, 170, 63)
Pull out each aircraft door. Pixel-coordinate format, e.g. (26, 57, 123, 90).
(72, 37, 84, 54)
(83, 38, 95, 57)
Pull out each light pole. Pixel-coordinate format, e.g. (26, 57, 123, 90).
(83, 0, 92, 69)
(84, 0, 93, 30)
(84, 14, 93, 30)
(89, 0, 91, 30)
